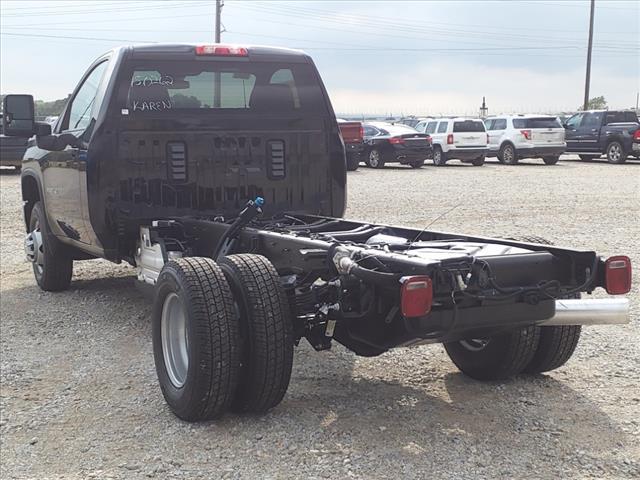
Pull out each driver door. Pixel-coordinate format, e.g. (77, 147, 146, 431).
(563, 113, 584, 151)
(42, 60, 109, 246)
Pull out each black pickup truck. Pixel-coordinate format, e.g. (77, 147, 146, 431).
(0, 122, 29, 171)
(564, 110, 640, 163)
(2, 44, 632, 423)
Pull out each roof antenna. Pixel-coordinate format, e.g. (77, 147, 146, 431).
(410, 204, 461, 244)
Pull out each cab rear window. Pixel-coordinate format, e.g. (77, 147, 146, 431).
(453, 120, 485, 132)
(123, 61, 328, 113)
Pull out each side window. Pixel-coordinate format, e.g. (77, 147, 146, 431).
(270, 69, 300, 109)
(581, 112, 603, 128)
(415, 122, 425, 132)
(494, 118, 507, 130)
(484, 119, 494, 130)
(63, 61, 109, 132)
(437, 121, 448, 133)
(565, 114, 583, 129)
(425, 121, 438, 134)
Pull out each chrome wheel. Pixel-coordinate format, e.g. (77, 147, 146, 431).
(161, 292, 189, 388)
(25, 221, 44, 278)
(459, 338, 490, 352)
(368, 149, 381, 167)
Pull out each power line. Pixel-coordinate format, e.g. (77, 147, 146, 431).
(0, 32, 157, 43)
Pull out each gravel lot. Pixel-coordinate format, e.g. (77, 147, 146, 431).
(1, 157, 639, 479)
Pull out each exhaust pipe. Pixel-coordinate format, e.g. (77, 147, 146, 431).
(541, 298, 630, 326)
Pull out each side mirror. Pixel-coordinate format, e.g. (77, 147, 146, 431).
(2, 94, 35, 137)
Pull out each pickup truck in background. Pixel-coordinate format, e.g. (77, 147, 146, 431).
(1, 44, 632, 424)
(337, 119, 364, 171)
(0, 121, 28, 171)
(564, 110, 640, 163)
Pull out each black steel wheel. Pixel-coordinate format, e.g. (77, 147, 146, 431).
(26, 201, 73, 291)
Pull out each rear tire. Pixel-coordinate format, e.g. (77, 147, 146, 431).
(346, 154, 360, 171)
(543, 155, 559, 165)
(500, 143, 517, 165)
(433, 147, 447, 166)
(366, 148, 385, 168)
(409, 159, 425, 168)
(152, 257, 240, 422)
(606, 141, 627, 164)
(444, 327, 540, 380)
(219, 254, 294, 413)
(471, 155, 485, 166)
(28, 201, 73, 291)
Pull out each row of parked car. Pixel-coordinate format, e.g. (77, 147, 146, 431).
(338, 110, 640, 170)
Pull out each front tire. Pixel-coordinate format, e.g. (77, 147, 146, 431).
(27, 201, 73, 291)
(219, 254, 294, 413)
(578, 154, 598, 161)
(152, 257, 240, 422)
(366, 148, 385, 168)
(409, 159, 425, 168)
(543, 155, 559, 165)
(444, 327, 540, 380)
(606, 141, 627, 164)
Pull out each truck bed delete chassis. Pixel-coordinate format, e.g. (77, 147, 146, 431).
(138, 211, 628, 357)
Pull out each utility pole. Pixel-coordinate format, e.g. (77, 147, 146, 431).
(215, 0, 223, 43)
(583, 0, 595, 111)
(214, 0, 223, 107)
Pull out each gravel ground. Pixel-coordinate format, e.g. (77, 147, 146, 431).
(1, 156, 639, 479)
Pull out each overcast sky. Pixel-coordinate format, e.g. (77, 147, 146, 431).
(1, 0, 638, 115)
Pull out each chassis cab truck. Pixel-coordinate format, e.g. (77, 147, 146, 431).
(2, 44, 632, 422)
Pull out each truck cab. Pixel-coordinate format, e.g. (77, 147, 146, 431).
(5, 44, 347, 263)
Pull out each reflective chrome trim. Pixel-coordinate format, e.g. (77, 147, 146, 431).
(541, 299, 630, 326)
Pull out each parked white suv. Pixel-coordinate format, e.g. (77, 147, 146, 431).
(484, 115, 566, 165)
(415, 118, 488, 166)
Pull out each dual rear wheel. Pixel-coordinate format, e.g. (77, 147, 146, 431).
(152, 254, 293, 421)
(445, 235, 581, 380)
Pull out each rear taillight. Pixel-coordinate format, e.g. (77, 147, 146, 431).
(604, 256, 632, 295)
(400, 276, 433, 318)
(633, 130, 640, 141)
(425, 135, 432, 144)
(359, 125, 364, 140)
(389, 136, 404, 145)
(447, 134, 454, 145)
(195, 45, 248, 56)
(520, 129, 532, 140)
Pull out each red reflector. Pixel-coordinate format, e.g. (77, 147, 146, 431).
(605, 256, 632, 295)
(389, 136, 404, 144)
(521, 129, 532, 140)
(447, 134, 454, 145)
(400, 276, 433, 318)
(195, 45, 248, 56)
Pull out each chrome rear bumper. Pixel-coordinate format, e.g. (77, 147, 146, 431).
(541, 298, 630, 326)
